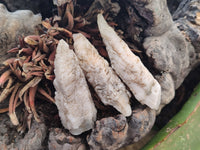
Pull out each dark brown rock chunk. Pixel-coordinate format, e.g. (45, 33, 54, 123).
(48, 128, 86, 150)
(174, 0, 200, 54)
(87, 115, 128, 150)
(87, 107, 156, 150)
(18, 120, 47, 150)
(125, 107, 156, 145)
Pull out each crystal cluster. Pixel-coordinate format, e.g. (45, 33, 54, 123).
(54, 14, 161, 135)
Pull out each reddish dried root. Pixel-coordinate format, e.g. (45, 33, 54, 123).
(42, 20, 52, 29)
(38, 87, 55, 103)
(23, 91, 31, 113)
(8, 83, 21, 125)
(24, 35, 41, 46)
(0, 77, 14, 103)
(3, 58, 16, 66)
(0, 70, 12, 87)
(19, 77, 42, 101)
(65, 11, 74, 30)
(29, 85, 41, 122)
(7, 47, 19, 53)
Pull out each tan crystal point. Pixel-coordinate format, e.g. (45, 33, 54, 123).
(97, 14, 161, 110)
(73, 33, 132, 116)
(53, 40, 97, 135)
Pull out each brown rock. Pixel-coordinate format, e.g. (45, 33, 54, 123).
(125, 107, 156, 145)
(0, 113, 47, 150)
(48, 128, 86, 150)
(87, 115, 128, 150)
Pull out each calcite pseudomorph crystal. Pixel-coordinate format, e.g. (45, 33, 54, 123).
(73, 33, 132, 116)
(97, 14, 161, 110)
(53, 40, 97, 135)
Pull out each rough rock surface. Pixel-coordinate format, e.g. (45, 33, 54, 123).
(48, 128, 86, 150)
(125, 107, 156, 145)
(130, 0, 200, 111)
(143, 25, 194, 89)
(87, 114, 128, 150)
(155, 73, 175, 114)
(0, 113, 47, 150)
(87, 107, 156, 150)
(18, 119, 47, 150)
(0, 3, 41, 62)
(174, 0, 200, 54)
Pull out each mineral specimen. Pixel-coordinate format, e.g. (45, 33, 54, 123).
(97, 14, 161, 110)
(73, 33, 132, 116)
(53, 39, 97, 135)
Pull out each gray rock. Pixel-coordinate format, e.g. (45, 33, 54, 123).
(48, 128, 86, 150)
(87, 108, 156, 150)
(87, 115, 128, 150)
(0, 3, 41, 62)
(174, 0, 200, 54)
(173, 0, 198, 20)
(0, 113, 47, 150)
(142, 0, 200, 111)
(117, 0, 199, 100)
(144, 0, 174, 36)
(125, 107, 156, 145)
(155, 73, 175, 114)
(18, 120, 47, 150)
(144, 25, 194, 89)
(0, 113, 23, 150)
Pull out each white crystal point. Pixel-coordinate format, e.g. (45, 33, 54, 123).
(97, 14, 161, 110)
(73, 33, 132, 116)
(53, 39, 97, 135)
